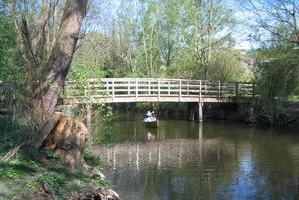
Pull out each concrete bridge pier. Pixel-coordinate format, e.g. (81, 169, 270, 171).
(188, 103, 196, 121)
(198, 102, 203, 123)
(188, 102, 203, 122)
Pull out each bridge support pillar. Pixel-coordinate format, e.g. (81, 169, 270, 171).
(198, 102, 203, 123)
(188, 103, 195, 121)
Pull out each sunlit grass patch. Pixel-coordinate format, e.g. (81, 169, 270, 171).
(0, 155, 40, 181)
(288, 96, 299, 103)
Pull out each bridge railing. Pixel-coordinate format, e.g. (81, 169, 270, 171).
(64, 78, 254, 103)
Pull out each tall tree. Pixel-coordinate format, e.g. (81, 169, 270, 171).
(1, 0, 93, 171)
(159, 0, 181, 67)
(185, 0, 235, 79)
(244, 0, 298, 47)
(242, 0, 299, 102)
(5, 0, 88, 123)
(72, 0, 246, 82)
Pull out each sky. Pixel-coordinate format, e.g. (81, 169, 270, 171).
(233, 10, 257, 50)
(229, 0, 259, 49)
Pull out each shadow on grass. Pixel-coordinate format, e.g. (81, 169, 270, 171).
(0, 161, 38, 180)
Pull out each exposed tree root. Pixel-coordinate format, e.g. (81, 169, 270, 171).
(43, 183, 57, 200)
(38, 112, 88, 170)
(68, 187, 120, 200)
(2, 140, 31, 161)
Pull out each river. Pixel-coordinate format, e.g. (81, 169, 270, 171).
(92, 112, 299, 200)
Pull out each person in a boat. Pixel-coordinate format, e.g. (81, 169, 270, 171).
(145, 111, 153, 118)
(144, 111, 156, 122)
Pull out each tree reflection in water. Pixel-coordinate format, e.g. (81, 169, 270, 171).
(92, 113, 299, 200)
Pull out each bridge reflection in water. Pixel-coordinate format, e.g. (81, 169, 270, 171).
(92, 115, 299, 200)
(102, 125, 206, 172)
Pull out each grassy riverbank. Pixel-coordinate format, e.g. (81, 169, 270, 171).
(0, 116, 110, 200)
(0, 152, 109, 199)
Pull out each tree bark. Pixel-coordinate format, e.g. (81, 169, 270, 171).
(33, 0, 88, 123)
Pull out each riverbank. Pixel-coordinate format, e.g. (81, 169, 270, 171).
(113, 101, 299, 130)
(0, 147, 116, 199)
(0, 116, 118, 200)
(204, 102, 299, 130)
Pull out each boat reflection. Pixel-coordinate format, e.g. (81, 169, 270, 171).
(146, 128, 157, 141)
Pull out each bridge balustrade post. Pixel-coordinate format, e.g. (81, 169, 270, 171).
(158, 79, 160, 101)
(179, 80, 182, 101)
(128, 81, 130, 95)
(148, 80, 150, 95)
(199, 80, 202, 102)
(83, 80, 90, 103)
(252, 83, 255, 98)
(205, 82, 207, 97)
(198, 80, 203, 122)
(198, 102, 203, 123)
(168, 81, 170, 95)
(106, 80, 108, 91)
(135, 79, 138, 101)
(218, 81, 221, 102)
(112, 80, 115, 102)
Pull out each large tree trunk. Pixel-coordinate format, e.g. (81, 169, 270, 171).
(33, 0, 88, 123)
(30, 0, 89, 169)
(4, 2, 119, 197)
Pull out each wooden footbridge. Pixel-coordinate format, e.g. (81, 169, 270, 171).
(64, 78, 254, 104)
(64, 78, 255, 122)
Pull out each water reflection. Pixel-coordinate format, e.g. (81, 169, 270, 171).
(92, 113, 299, 200)
(147, 129, 156, 141)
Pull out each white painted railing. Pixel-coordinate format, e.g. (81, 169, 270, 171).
(63, 78, 255, 104)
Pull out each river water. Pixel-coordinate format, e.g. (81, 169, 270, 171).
(92, 112, 299, 200)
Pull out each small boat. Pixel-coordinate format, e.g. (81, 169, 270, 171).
(143, 111, 159, 128)
(143, 118, 159, 128)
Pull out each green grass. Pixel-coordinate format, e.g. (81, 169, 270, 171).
(0, 159, 39, 180)
(0, 150, 110, 199)
(288, 96, 299, 103)
(0, 116, 110, 200)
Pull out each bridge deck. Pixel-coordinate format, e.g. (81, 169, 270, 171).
(64, 78, 254, 104)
